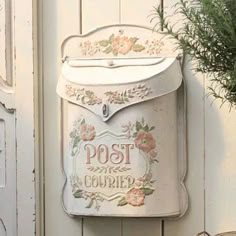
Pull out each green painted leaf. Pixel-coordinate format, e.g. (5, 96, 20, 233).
(99, 40, 110, 47)
(143, 125, 149, 132)
(81, 119, 85, 125)
(149, 126, 155, 131)
(130, 37, 139, 44)
(85, 90, 94, 96)
(73, 190, 83, 198)
(133, 44, 145, 52)
(136, 121, 142, 131)
(86, 199, 94, 208)
(109, 34, 115, 42)
(118, 197, 128, 206)
(103, 46, 113, 54)
(142, 188, 155, 196)
(73, 136, 80, 148)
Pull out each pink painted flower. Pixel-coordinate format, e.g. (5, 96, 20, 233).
(134, 131, 156, 153)
(80, 123, 96, 141)
(126, 188, 145, 206)
(112, 36, 133, 55)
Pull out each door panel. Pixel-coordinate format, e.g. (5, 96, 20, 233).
(0, 1, 16, 235)
(0, 108, 16, 236)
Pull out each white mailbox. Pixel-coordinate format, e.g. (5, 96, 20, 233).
(57, 25, 188, 217)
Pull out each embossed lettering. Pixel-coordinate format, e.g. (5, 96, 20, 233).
(121, 144, 134, 164)
(110, 144, 124, 164)
(97, 144, 109, 164)
(84, 144, 96, 164)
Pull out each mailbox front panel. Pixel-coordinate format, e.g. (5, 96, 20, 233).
(62, 92, 185, 217)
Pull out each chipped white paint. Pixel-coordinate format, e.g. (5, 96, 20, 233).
(0, 1, 17, 236)
(0, 0, 36, 235)
(0, 107, 16, 236)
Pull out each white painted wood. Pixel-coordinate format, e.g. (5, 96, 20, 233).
(0, 0, 6, 82)
(83, 218, 122, 236)
(123, 218, 161, 236)
(42, 0, 83, 235)
(0, 0, 15, 110)
(205, 83, 236, 235)
(41, 0, 236, 235)
(82, 0, 120, 31)
(0, 108, 16, 236)
(121, 0, 161, 27)
(14, 0, 36, 234)
(0, 0, 35, 235)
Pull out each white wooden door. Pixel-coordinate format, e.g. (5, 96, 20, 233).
(0, 0, 36, 235)
(42, 0, 236, 236)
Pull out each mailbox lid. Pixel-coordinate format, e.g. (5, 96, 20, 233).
(57, 57, 182, 121)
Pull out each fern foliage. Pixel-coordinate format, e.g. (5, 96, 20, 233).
(153, 0, 236, 106)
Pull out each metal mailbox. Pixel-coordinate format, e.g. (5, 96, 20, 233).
(57, 25, 188, 217)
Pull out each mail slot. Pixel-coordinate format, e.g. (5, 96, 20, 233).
(57, 25, 188, 217)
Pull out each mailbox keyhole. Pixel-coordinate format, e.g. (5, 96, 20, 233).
(102, 103, 109, 118)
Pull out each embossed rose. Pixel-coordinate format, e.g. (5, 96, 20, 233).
(134, 131, 156, 153)
(126, 188, 145, 206)
(80, 123, 96, 141)
(112, 36, 133, 55)
(80, 40, 98, 56)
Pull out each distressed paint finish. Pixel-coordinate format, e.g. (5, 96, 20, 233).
(0, 1, 17, 236)
(0, 0, 13, 86)
(43, 0, 83, 235)
(0, 0, 6, 81)
(0, 108, 16, 236)
(14, 0, 36, 234)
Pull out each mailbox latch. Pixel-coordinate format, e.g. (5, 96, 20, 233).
(102, 103, 109, 118)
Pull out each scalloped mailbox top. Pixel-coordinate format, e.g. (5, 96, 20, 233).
(61, 24, 180, 60)
(57, 25, 182, 121)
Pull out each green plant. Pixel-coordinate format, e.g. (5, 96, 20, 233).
(152, 0, 236, 106)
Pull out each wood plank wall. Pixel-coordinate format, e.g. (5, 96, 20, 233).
(43, 0, 236, 235)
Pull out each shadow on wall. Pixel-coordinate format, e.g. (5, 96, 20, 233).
(165, 56, 225, 236)
(205, 74, 236, 233)
(0, 218, 6, 236)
